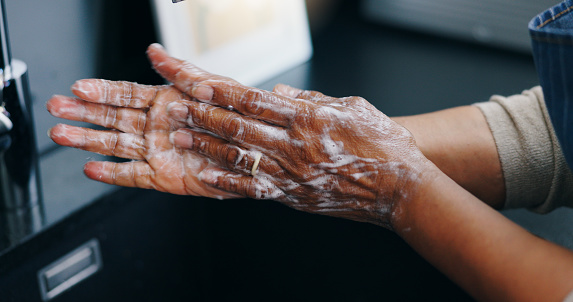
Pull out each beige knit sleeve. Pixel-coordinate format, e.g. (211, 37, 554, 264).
(473, 86, 573, 213)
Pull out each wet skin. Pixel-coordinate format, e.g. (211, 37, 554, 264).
(47, 44, 437, 228)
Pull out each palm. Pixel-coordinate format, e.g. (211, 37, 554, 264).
(48, 80, 236, 198)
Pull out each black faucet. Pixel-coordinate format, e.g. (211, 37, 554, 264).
(0, 0, 43, 251)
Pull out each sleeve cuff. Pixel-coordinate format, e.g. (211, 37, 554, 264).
(474, 87, 573, 213)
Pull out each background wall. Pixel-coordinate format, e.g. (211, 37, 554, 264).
(7, 0, 102, 153)
(6, 0, 162, 155)
(4, 0, 163, 227)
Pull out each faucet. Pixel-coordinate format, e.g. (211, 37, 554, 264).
(0, 0, 43, 251)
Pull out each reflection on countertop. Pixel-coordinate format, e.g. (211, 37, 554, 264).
(40, 148, 116, 226)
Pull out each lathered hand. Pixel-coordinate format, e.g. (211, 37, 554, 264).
(47, 79, 239, 199)
(147, 44, 437, 228)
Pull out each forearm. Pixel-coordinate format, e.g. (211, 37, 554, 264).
(393, 106, 505, 208)
(393, 169, 573, 302)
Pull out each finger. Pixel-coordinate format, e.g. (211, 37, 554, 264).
(190, 81, 306, 127)
(167, 101, 289, 147)
(84, 161, 154, 189)
(272, 83, 305, 98)
(147, 44, 301, 127)
(49, 124, 145, 160)
(146, 43, 235, 91)
(84, 159, 244, 199)
(71, 78, 161, 108)
(199, 167, 286, 200)
(47, 95, 147, 135)
(273, 84, 336, 103)
(171, 129, 278, 176)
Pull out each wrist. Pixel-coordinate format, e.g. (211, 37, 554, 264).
(387, 162, 449, 233)
(392, 109, 505, 209)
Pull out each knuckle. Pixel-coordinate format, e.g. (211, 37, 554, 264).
(297, 90, 324, 102)
(109, 162, 122, 186)
(225, 116, 247, 143)
(347, 96, 369, 107)
(223, 147, 247, 170)
(135, 112, 147, 134)
(214, 173, 283, 200)
(221, 176, 245, 195)
(353, 97, 377, 115)
(104, 106, 118, 128)
(272, 83, 285, 93)
(108, 133, 120, 156)
(239, 88, 265, 116)
(117, 81, 134, 107)
(308, 91, 326, 101)
(193, 135, 208, 154)
(252, 179, 284, 200)
(297, 90, 312, 99)
(133, 164, 151, 189)
(174, 63, 197, 93)
(188, 103, 210, 127)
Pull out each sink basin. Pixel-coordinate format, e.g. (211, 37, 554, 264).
(0, 187, 472, 301)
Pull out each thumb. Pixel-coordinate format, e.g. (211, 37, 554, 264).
(146, 43, 236, 95)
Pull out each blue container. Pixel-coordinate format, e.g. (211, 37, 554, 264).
(529, 0, 573, 169)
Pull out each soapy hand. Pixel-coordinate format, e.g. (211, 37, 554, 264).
(147, 44, 436, 228)
(47, 79, 239, 199)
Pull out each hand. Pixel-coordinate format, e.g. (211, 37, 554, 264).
(147, 44, 437, 228)
(47, 79, 239, 199)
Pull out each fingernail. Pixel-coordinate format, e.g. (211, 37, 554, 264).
(170, 130, 194, 149)
(84, 161, 105, 181)
(71, 80, 99, 101)
(149, 43, 165, 51)
(51, 124, 81, 146)
(47, 127, 52, 138)
(168, 131, 177, 145)
(166, 102, 189, 122)
(47, 96, 80, 118)
(198, 170, 217, 184)
(192, 84, 214, 102)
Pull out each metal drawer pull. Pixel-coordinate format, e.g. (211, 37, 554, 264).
(38, 239, 102, 301)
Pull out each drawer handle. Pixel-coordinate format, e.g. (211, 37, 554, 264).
(37, 239, 102, 301)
